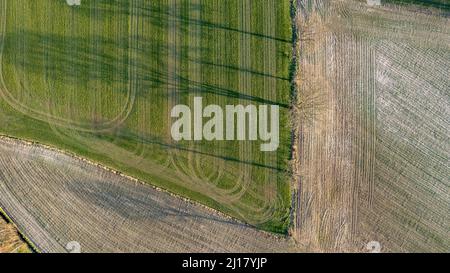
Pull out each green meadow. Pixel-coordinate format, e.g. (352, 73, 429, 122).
(0, 0, 292, 233)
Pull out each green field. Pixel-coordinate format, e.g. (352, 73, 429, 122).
(0, 0, 292, 232)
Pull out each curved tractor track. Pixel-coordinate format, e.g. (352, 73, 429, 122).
(0, 0, 292, 233)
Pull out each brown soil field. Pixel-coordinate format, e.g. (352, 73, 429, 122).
(0, 137, 295, 253)
(292, 0, 449, 252)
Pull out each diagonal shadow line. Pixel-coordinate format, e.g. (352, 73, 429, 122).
(127, 4, 293, 43)
(190, 59, 290, 81)
(181, 16, 292, 43)
(68, 182, 250, 229)
(172, 75, 290, 109)
(118, 131, 286, 172)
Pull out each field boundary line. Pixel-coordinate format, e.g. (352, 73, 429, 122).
(289, 0, 300, 239)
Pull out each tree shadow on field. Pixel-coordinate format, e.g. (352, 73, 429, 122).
(66, 178, 249, 229)
(76, 0, 292, 43)
(2, 30, 169, 98)
(113, 129, 287, 172)
(4, 0, 291, 126)
(3, 29, 288, 108)
(67, 0, 292, 82)
(169, 74, 290, 108)
(190, 59, 290, 82)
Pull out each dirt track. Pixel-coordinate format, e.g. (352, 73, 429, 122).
(0, 137, 294, 253)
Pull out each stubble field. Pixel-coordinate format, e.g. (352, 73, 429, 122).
(293, 0, 449, 252)
(0, 137, 294, 252)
